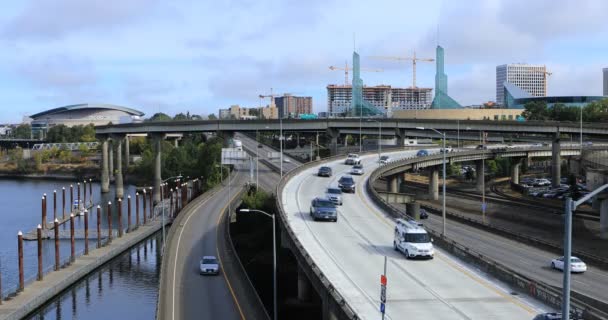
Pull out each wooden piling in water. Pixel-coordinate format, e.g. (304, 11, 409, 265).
(135, 193, 140, 228)
(142, 190, 147, 225)
(54, 219, 59, 270)
(53, 190, 57, 221)
(17, 231, 23, 292)
(84, 209, 89, 255)
(70, 214, 75, 262)
(96, 206, 101, 249)
(127, 195, 132, 232)
(37, 225, 42, 281)
(62, 187, 66, 220)
(107, 202, 112, 244)
(41, 196, 46, 229)
(117, 198, 123, 238)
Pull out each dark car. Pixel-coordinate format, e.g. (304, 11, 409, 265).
(475, 144, 488, 150)
(419, 209, 428, 219)
(310, 197, 338, 222)
(338, 175, 356, 193)
(258, 144, 263, 148)
(317, 166, 332, 177)
(532, 313, 562, 320)
(416, 149, 429, 157)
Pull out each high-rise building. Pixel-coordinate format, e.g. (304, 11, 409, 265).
(431, 45, 461, 109)
(496, 64, 547, 105)
(350, 51, 384, 117)
(274, 95, 312, 119)
(604, 68, 608, 97)
(327, 85, 432, 116)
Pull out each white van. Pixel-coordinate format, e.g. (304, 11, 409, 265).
(393, 219, 434, 259)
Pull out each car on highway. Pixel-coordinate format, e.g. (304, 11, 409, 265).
(416, 149, 429, 157)
(283, 158, 291, 163)
(325, 187, 343, 205)
(344, 153, 361, 165)
(393, 218, 434, 259)
(199, 256, 220, 275)
(475, 144, 488, 150)
(439, 146, 453, 153)
(338, 175, 356, 193)
(551, 256, 587, 273)
(351, 164, 364, 175)
(317, 166, 332, 177)
(258, 144, 263, 148)
(309, 197, 338, 222)
(532, 313, 562, 320)
(419, 209, 428, 219)
(533, 178, 551, 187)
(379, 155, 391, 164)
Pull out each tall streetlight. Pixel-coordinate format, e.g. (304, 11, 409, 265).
(280, 117, 283, 178)
(359, 106, 363, 153)
(416, 127, 446, 236)
(367, 119, 382, 161)
(239, 208, 277, 320)
(562, 183, 608, 318)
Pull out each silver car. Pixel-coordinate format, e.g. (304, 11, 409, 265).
(200, 256, 220, 275)
(325, 187, 343, 205)
(351, 164, 364, 175)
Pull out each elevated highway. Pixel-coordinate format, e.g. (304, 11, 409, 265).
(279, 150, 545, 319)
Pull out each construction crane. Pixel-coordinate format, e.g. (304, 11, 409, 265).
(370, 51, 434, 88)
(531, 68, 553, 96)
(259, 88, 291, 108)
(328, 61, 383, 85)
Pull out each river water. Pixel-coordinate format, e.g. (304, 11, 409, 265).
(0, 179, 162, 319)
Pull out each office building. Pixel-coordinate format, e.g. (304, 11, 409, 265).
(274, 95, 312, 119)
(496, 64, 547, 105)
(431, 45, 461, 109)
(502, 81, 604, 109)
(604, 68, 608, 97)
(258, 105, 278, 119)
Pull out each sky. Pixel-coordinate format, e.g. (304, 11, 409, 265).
(0, 0, 607, 123)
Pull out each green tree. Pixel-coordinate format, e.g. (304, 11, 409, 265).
(13, 124, 31, 139)
(174, 113, 188, 121)
(522, 101, 549, 120)
(207, 114, 217, 120)
(148, 112, 172, 122)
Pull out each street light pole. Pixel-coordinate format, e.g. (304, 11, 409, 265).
(359, 105, 362, 153)
(239, 208, 277, 320)
(256, 129, 259, 188)
(280, 117, 283, 178)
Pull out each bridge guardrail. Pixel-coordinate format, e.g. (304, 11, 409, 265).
(367, 151, 608, 320)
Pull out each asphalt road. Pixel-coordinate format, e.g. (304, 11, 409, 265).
(282, 150, 545, 319)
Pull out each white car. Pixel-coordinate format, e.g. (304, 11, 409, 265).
(325, 187, 343, 205)
(200, 256, 220, 275)
(350, 164, 364, 175)
(439, 146, 453, 153)
(379, 155, 391, 164)
(344, 153, 361, 165)
(551, 256, 587, 273)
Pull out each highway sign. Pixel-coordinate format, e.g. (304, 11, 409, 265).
(380, 302, 385, 313)
(221, 148, 249, 165)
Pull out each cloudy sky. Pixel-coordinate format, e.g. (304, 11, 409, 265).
(0, 0, 606, 122)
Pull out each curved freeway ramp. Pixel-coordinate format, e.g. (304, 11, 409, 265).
(280, 150, 544, 319)
(158, 168, 269, 320)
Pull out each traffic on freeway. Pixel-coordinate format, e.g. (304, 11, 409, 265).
(281, 149, 550, 319)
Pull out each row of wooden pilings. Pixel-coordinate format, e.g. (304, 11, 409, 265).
(2, 177, 203, 304)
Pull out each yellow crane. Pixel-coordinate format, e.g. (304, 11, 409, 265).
(328, 61, 383, 85)
(370, 51, 434, 88)
(531, 68, 553, 96)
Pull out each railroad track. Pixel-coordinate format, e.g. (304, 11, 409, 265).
(402, 180, 599, 222)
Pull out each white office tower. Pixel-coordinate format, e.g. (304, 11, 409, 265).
(496, 64, 547, 105)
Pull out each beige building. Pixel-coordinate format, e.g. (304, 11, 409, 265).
(392, 108, 523, 121)
(219, 104, 278, 120)
(259, 105, 278, 119)
(274, 95, 312, 118)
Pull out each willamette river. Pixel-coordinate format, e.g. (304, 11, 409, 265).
(0, 178, 162, 320)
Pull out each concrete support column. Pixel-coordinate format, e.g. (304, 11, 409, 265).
(321, 292, 339, 320)
(552, 132, 562, 188)
(124, 135, 130, 167)
(428, 169, 439, 200)
(476, 160, 484, 193)
(174, 138, 179, 148)
(152, 134, 163, 204)
(600, 197, 608, 240)
(113, 135, 124, 199)
(297, 265, 312, 301)
(511, 160, 522, 185)
(101, 137, 110, 193)
(109, 140, 114, 182)
(389, 175, 399, 193)
(395, 128, 406, 147)
(326, 128, 339, 156)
